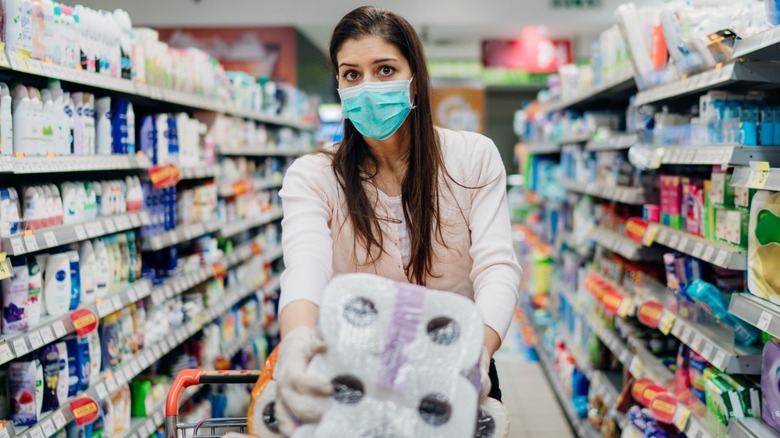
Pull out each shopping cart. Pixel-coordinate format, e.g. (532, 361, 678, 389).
(165, 369, 261, 438)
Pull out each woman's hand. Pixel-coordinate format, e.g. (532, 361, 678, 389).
(273, 326, 333, 436)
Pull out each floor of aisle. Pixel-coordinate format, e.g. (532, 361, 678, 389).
(495, 324, 575, 438)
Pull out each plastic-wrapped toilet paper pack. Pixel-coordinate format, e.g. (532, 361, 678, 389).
(475, 398, 509, 438)
(248, 380, 283, 438)
(297, 273, 484, 437)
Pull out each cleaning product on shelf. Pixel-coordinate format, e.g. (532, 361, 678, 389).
(762, 340, 780, 433)
(43, 252, 71, 317)
(64, 334, 91, 397)
(748, 191, 780, 305)
(27, 257, 43, 326)
(101, 312, 121, 371)
(40, 342, 68, 413)
(65, 249, 81, 310)
(686, 280, 760, 346)
(2, 257, 30, 333)
(9, 355, 43, 427)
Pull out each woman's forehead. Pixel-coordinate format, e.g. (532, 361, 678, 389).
(337, 36, 406, 65)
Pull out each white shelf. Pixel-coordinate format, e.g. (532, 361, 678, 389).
(585, 133, 638, 151)
(589, 371, 629, 431)
(518, 142, 560, 155)
(626, 337, 675, 385)
(627, 143, 780, 169)
(732, 26, 780, 62)
(540, 66, 636, 114)
(585, 314, 634, 367)
(0, 280, 151, 367)
(218, 147, 313, 157)
(0, 154, 151, 174)
(179, 166, 219, 180)
(559, 178, 656, 205)
(2, 211, 150, 256)
(634, 61, 780, 106)
(646, 224, 746, 270)
(670, 315, 762, 374)
(730, 293, 780, 343)
(731, 165, 780, 191)
(219, 208, 283, 238)
(142, 218, 222, 251)
(559, 133, 593, 145)
(589, 226, 662, 261)
(0, 52, 315, 131)
(727, 418, 780, 438)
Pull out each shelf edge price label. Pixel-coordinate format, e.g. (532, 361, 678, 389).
(0, 253, 11, 280)
(673, 405, 692, 431)
(69, 308, 98, 337)
(748, 161, 771, 189)
(659, 310, 676, 336)
(70, 396, 100, 426)
(757, 310, 773, 331)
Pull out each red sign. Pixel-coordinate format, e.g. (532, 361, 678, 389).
(482, 27, 572, 73)
(212, 262, 227, 279)
(70, 397, 100, 425)
(638, 302, 665, 329)
(626, 218, 650, 243)
(69, 309, 98, 337)
(232, 180, 253, 197)
(250, 242, 263, 256)
(148, 164, 181, 189)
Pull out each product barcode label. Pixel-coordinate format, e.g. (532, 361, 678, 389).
(52, 410, 67, 429)
(10, 238, 24, 255)
(103, 218, 117, 234)
(668, 234, 680, 249)
(144, 350, 155, 365)
(40, 327, 55, 345)
(701, 343, 715, 360)
(28, 331, 44, 350)
(12, 338, 29, 356)
(40, 419, 56, 436)
(692, 242, 705, 258)
(758, 311, 773, 331)
(131, 360, 142, 375)
(702, 246, 716, 262)
(52, 321, 67, 338)
(28, 425, 44, 438)
(96, 299, 113, 317)
(690, 334, 704, 351)
(0, 343, 13, 364)
(106, 375, 118, 393)
(43, 231, 58, 248)
(112, 295, 123, 310)
(74, 225, 87, 241)
(714, 250, 729, 267)
(86, 222, 102, 238)
(128, 286, 139, 302)
(23, 234, 39, 252)
(129, 213, 141, 228)
(95, 382, 109, 400)
(713, 350, 728, 370)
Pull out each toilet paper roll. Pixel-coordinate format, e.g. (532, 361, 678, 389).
(302, 358, 478, 438)
(317, 273, 483, 385)
(475, 398, 509, 438)
(247, 380, 283, 438)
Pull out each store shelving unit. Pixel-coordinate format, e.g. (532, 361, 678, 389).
(219, 208, 284, 239)
(141, 218, 223, 251)
(518, 142, 561, 155)
(2, 211, 150, 256)
(731, 165, 780, 191)
(670, 316, 762, 374)
(727, 418, 780, 438)
(179, 166, 220, 180)
(218, 146, 313, 157)
(585, 133, 638, 151)
(731, 26, 780, 61)
(540, 66, 636, 114)
(0, 155, 152, 174)
(634, 61, 780, 106)
(627, 143, 780, 169)
(644, 223, 747, 270)
(217, 177, 283, 198)
(559, 178, 657, 205)
(588, 226, 663, 262)
(730, 293, 780, 340)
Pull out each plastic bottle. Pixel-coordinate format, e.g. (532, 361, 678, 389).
(0, 83, 14, 156)
(93, 238, 109, 299)
(79, 240, 96, 304)
(65, 250, 80, 310)
(5, 0, 34, 54)
(12, 86, 32, 155)
(43, 253, 71, 317)
(23, 186, 43, 230)
(2, 258, 30, 333)
(95, 97, 112, 155)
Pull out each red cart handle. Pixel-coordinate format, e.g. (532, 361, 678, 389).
(165, 369, 261, 417)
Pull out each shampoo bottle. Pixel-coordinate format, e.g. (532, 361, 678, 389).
(93, 238, 109, 299)
(9, 356, 42, 426)
(2, 258, 30, 333)
(139, 115, 156, 163)
(86, 330, 101, 385)
(0, 83, 14, 156)
(12, 85, 32, 155)
(43, 253, 71, 317)
(100, 313, 120, 371)
(26, 257, 43, 325)
(155, 114, 168, 165)
(95, 97, 112, 155)
(78, 240, 96, 304)
(65, 250, 80, 310)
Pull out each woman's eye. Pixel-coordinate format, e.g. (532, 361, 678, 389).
(379, 66, 395, 76)
(343, 71, 359, 81)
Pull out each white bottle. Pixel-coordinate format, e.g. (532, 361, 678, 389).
(12, 85, 32, 155)
(0, 83, 14, 156)
(43, 253, 71, 317)
(87, 330, 101, 385)
(26, 87, 44, 155)
(95, 97, 112, 155)
(74, 183, 87, 223)
(84, 182, 97, 220)
(23, 186, 42, 230)
(5, 0, 33, 54)
(40, 89, 54, 154)
(83, 94, 95, 155)
(61, 183, 76, 225)
(155, 114, 168, 165)
(92, 238, 109, 299)
(49, 184, 62, 226)
(41, 0, 54, 61)
(40, 185, 54, 227)
(78, 241, 96, 304)
(126, 103, 135, 154)
(70, 93, 85, 155)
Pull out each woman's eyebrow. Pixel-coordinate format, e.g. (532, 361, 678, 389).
(372, 58, 399, 64)
(338, 62, 359, 68)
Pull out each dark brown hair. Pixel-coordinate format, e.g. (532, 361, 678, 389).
(328, 6, 444, 285)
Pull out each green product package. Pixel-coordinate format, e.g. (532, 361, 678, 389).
(734, 186, 756, 211)
(130, 379, 152, 418)
(711, 171, 735, 208)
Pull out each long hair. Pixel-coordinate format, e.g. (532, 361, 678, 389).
(328, 6, 444, 285)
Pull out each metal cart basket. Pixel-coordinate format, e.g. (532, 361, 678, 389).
(165, 369, 261, 438)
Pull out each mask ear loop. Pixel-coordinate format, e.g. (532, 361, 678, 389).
(409, 76, 417, 109)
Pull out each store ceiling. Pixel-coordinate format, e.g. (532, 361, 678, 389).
(79, 0, 661, 59)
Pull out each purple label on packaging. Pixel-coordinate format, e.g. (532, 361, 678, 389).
(377, 282, 425, 391)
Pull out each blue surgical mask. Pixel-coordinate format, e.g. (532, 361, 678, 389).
(338, 78, 414, 140)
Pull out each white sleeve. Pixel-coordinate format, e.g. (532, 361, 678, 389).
(467, 139, 522, 340)
(277, 156, 335, 314)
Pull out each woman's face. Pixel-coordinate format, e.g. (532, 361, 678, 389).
(336, 35, 413, 89)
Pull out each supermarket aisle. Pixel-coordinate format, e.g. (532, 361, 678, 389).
(495, 325, 575, 438)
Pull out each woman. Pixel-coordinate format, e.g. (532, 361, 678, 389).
(274, 5, 521, 435)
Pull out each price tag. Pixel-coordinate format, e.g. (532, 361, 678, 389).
(0, 342, 13, 365)
(40, 419, 56, 436)
(114, 369, 127, 386)
(106, 375, 118, 393)
(95, 382, 109, 400)
(52, 321, 67, 338)
(758, 311, 773, 331)
(52, 410, 67, 429)
(673, 405, 691, 431)
(713, 350, 728, 370)
(129, 213, 141, 228)
(690, 334, 704, 351)
(128, 286, 139, 303)
(74, 225, 87, 241)
(9, 238, 23, 255)
(692, 242, 705, 259)
(12, 338, 29, 356)
(39, 326, 54, 345)
(701, 343, 715, 360)
(23, 234, 39, 252)
(86, 222, 103, 238)
(702, 246, 715, 262)
(629, 357, 644, 378)
(115, 215, 131, 230)
(619, 349, 631, 365)
(43, 231, 58, 248)
(748, 161, 771, 189)
(28, 425, 44, 438)
(144, 350, 155, 365)
(131, 360, 142, 375)
(714, 250, 729, 267)
(28, 330, 44, 350)
(153, 344, 163, 357)
(668, 234, 680, 249)
(96, 299, 113, 317)
(112, 295, 123, 310)
(103, 218, 117, 234)
(151, 236, 163, 250)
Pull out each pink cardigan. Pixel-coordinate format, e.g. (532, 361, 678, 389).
(278, 128, 522, 339)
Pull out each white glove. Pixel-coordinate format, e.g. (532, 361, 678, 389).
(274, 326, 332, 436)
(479, 347, 492, 401)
